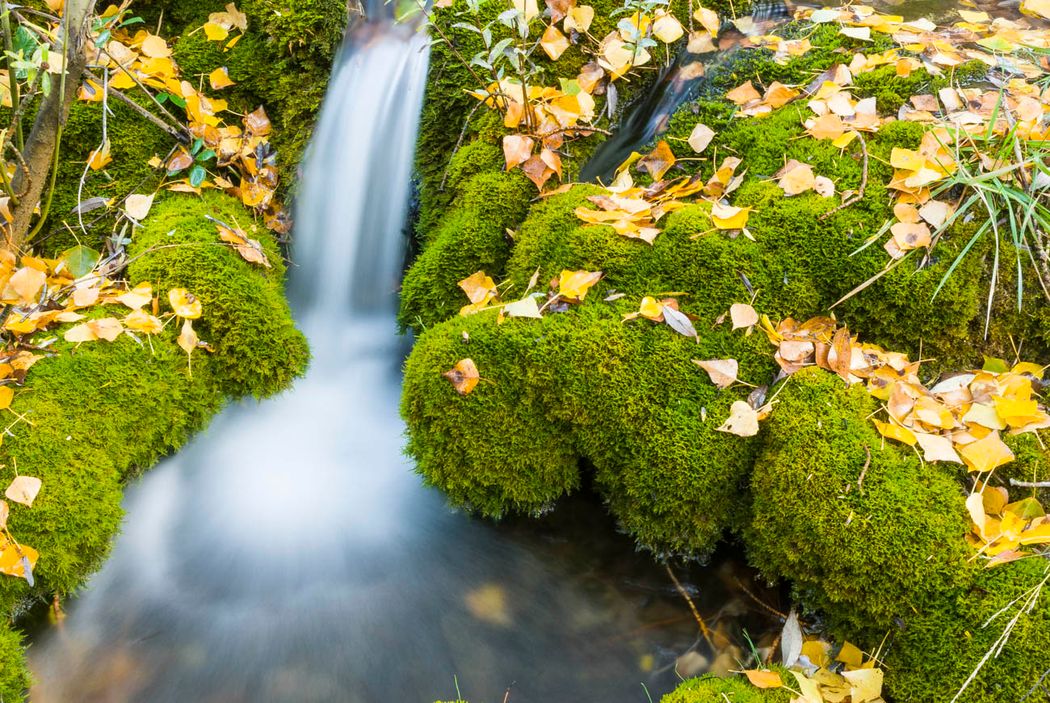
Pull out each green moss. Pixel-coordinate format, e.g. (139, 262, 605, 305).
(661, 673, 791, 703)
(39, 97, 173, 254)
(167, 0, 346, 172)
(0, 623, 29, 701)
(401, 308, 580, 517)
(403, 300, 775, 555)
(882, 557, 1050, 703)
(745, 368, 973, 630)
(128, 190, 309, 398)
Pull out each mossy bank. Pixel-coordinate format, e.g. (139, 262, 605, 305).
(401, 3, 1050, 700)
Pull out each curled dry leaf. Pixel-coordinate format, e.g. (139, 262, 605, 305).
(5, 475, 41, 507)
(693, 358, 739, 388)
(444, 358, 480, 395)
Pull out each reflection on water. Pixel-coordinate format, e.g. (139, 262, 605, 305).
(26, 16, 789, 703)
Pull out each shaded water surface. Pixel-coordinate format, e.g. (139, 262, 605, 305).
(28, 19, 785, 703)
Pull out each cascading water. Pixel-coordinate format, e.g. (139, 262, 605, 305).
(27, 17, 779, 703)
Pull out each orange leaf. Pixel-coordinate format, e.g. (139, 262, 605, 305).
(744, 669, 783, 689)
(444, 358, 480, 395)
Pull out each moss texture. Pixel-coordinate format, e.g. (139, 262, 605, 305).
(746, 368, 1050, 702)
(661, 674, 791, 703)
(128, 190, 310, 398)
(0, 191, 306, 701)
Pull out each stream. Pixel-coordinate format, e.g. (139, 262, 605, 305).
(25, 17, 785, 703)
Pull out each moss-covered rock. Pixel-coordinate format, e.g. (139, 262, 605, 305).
(128, 190, 310, 397)
(0, 624, 30, 697)
(661, 674, 791, 702)
(0, 190, 306, 701)
(745, 368, 1050, 702)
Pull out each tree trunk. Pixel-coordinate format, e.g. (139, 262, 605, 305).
(7, 0, 94, 250)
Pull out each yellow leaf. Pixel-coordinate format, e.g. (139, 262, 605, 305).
(693, 5, 719, 35)
(502, 134, 535, 171)
(842, 667, 883, 703)
(744, 669, 783, 688)
(124, 309, 164, 335)
(710, 202, 750, 230)
(687, 123, 715, 153)
(874, 418, 917, 445)
(730, 303, 758, 330)
(717, 400, 760, 437)
(693, 358, 738, 388)
(777, 162, 816, 196)
(513, 0, 540, 21)
(638, 296, 664, 320)
(139, 34, 171, 58)
(203, 21, 230, 41)
(540, 24, 570, 60)
(558, 270, 602, 302)
(178, 318, 199, 356)
(443, 358, 480, 395)
(0, 387, 12, 410)
(7, 266, 46, 304)
(915, 432, 962, 463)
(458, 270, 498, 305)
(652, 10, 683, 43)
(836, 641, 864, 668)
(563, 5, 594, 32)
(168, 288, 203, 319)
(638, 140, 676, 181)
(726, 80, 761, 105)
(117, 282, 153, 310)
(5, 475, 41, 506)
(1022, 0, 1050, 18)
(763, 82, 799, 108)
(88, 139, 112, 170)
(890, 147, 925, 171)
(209, 66, 236, 90)
(959, 431, 1015, 473)
(123, 193, 155, 221)
(0, 540, 37, 581)
(0, 501, 6, 529)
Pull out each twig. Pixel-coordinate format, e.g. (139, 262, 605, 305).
(857, 445, 872, 494)
(96, 44, 183, 128)
(733, 575, 787, 620)
(83, 68, 190, 143)
(820, 132, 867, 221)
(1010, 478, 1050, 489)
(438, 100, 483, 191)
(665, 563, 715, 649)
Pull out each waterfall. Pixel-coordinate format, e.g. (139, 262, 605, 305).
(27, 19, 731, 703)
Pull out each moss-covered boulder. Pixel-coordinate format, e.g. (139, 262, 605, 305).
(661, 674, 791, 702)
(746, 368, 1050, 702)
(0, 191, 306, 700)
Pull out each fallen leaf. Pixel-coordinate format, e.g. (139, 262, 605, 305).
(638, 141, 676, 181)
(915, 432, 962, 463)
(687, 123, 715, 153)
(717, 400, 760, 437)
(781, 608, 803, 667)
(744, 669, 783, 689)
(209, 67, 236, 90)
(168, 288, 203, 319)
(177, 318, 199, 355)
(458, 271, 498, 304)
(124, 193, 155, 221)
(88, 139, 112, 170)
(0, 387, 14, 410)
(558, 269, 602, 302)
(8, 267, 46, 303)
(444, 358, 480, 395)
(730, 303, 759, 329)
(663, 305, 697, 339)
(693, 359, 738, 388)
(5, 475, 41, 507)
(959, 431, 1015, 473)
(710, 202, 750, 229)
(727, 81, 761, 105)
(842, 667, 883, 703)
(540, 24, 570, 60)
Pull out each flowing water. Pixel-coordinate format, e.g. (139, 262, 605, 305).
(27, 20, 783, 703)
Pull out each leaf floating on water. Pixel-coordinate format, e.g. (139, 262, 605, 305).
(5, 475, 41, 507)
(693, 359, 738, 388)
(444, 358, 480, 396)
(464, 583, 511, 626)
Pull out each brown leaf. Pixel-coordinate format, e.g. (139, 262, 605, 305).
(444, 358, 480, 395)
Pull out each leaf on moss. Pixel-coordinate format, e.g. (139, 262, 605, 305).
(693, 359, 738, 388)
(444, 358, 480, 395)
(5, 475, 41, 507)
(717, 400, 760, 437)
